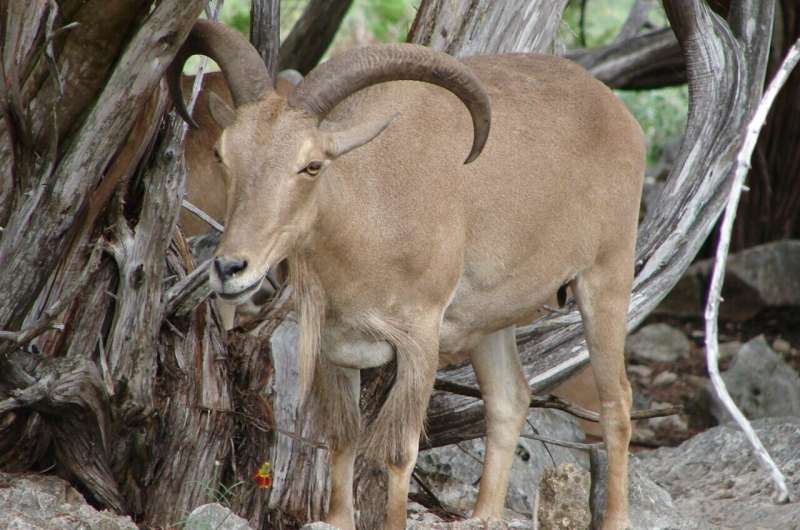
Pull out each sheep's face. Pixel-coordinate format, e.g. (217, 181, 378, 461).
(207, 94, 392, 302)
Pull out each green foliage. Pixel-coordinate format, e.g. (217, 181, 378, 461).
(617, 87, 688, 166)
(359, 0, 417, 42)
(219, 0, 415, 43)
(220, 0, 250, 34)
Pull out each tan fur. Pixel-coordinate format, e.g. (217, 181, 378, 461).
(179, 72, 231, 238)
(196, 51, 644, 530)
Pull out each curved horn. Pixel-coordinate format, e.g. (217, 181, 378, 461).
(288, 44, 491, 164)
(167, 20, 271, 127)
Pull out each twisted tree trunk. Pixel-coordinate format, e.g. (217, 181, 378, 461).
(0, 2, 278, 527)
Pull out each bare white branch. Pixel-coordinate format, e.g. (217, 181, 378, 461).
(704, 36, 800, 505)
(181, 199, 224, 232)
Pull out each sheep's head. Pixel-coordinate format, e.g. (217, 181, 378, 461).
(168, 21, 491, 303)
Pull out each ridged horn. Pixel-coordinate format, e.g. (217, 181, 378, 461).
(167, 20, 271, 127)
(288, 43, 491, 164)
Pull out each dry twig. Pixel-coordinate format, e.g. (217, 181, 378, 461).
(433, 379, 682, 423)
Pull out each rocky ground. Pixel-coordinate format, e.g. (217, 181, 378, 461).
(3, 241, 800, 529)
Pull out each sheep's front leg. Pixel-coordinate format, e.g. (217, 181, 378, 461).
(327, 443, 357, 530)
(320, 366, 360, 530)
(379, 321, 440, 530)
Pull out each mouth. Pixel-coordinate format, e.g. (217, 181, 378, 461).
(217, 280, 261, 302)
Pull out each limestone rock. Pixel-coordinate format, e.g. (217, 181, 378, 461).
(536, 463, 591, 530)
(637, 417, 800, 529)
(545, 456, 706, 530)
(185, 503, 254, 530)
(710, 335, 800, 422)
(626, 323, 691, 363)
(656, 240, 800, 320)
(301, 523, 342, 530)
(0, 471, 137, 530)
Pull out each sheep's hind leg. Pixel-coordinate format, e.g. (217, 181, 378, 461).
(571, 263, 633, 530)
(470, 326, 531, 519)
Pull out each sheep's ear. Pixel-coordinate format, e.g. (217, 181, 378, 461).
(323, 113, 398, 159)
(275, 69, 303, 98)
(208, 91, 236, 129)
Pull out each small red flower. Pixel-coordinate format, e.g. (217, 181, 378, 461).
(253, 461, 272, 489)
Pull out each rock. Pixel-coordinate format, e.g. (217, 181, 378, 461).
(626, 323, 691, 363)
(652, 370, 678, 387)
(717, 340, 742, 361)
(0, 471, 137, 529)
(414, 409, 587, 514)
(647, 412, 689, 436)
(772, 337, 791, 354)
(627, 364, 653, 381)
(537, 459, 704, 530)
(186, 503, 254, 530)
(710, 335, 800, 422)
(536, 463, 591, 530)
(657, 240, 800, 320)
(406, 501, 445, 526)
(407, 516, 529, 529)
(637, 417, 800, 529)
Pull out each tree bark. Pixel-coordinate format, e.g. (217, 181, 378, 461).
(0, 2, 280, 527)
(408, 0, 568, 55)
(732, 0, 800, 248)
(251, 0, 280, 82)
(278, 0, 353, 75)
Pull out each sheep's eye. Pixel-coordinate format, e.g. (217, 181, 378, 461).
(302, 161, 323, 176)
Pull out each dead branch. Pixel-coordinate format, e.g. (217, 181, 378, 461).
(703, 36, 800, 505)
(566, 28, 685, 89)
(520, 432, 600, 452)
(433, 379, 682, 423)
(251, 0, 280, 80)
(278, 0, 353, 75)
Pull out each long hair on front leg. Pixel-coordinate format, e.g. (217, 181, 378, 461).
(355, 312, 438, 466)
(307, 357, 361, 450)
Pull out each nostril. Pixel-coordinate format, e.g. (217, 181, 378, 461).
(214, 257, 247, 279)
(231, 259, 247, 275)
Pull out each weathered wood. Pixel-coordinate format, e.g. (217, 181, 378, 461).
(567, 28, 686, 89)
(278, 0, 353, 75)
(250, 0, 280, 81)
(733, 0, 800, 248)
(263, 321, 330, 529)
(614, 0, 657, 42)
(408, 0, 568, 56)
(0, 0, 205, 330)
